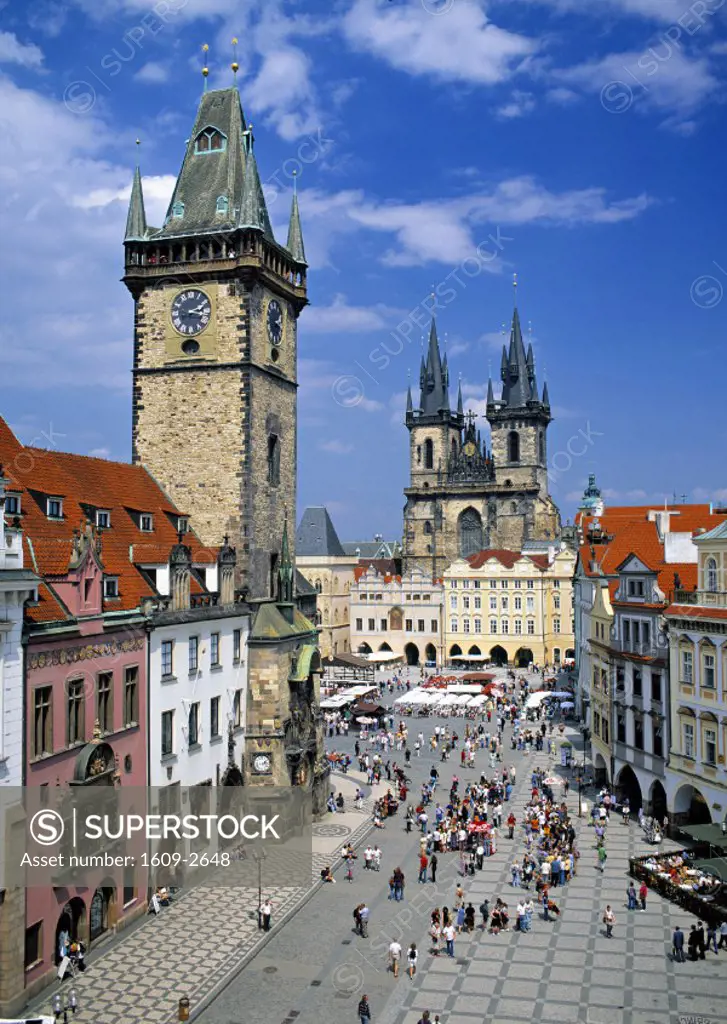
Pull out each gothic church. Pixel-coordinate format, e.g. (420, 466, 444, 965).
(403, 306, 561, 578)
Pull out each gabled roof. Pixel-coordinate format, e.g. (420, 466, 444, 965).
(0, 416, 220, 624)
(296, 507, 346, 557)
(466, 549, 550, 571)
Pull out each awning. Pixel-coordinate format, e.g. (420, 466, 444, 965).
(691, 857, 727, 883)
(678, 824, 727, 848)
(450, 654, 489, 662)
(364, 651, 404, 662)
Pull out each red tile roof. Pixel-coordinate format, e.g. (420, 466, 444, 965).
(666, 603, 727, 622)
(467, 549, 550, 571)
(0, 417, 220, 624)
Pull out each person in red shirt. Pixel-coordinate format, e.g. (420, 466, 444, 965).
(638, 881, 648, 912)
(419, 853, 429, 884)
(507, 812, 517, 839)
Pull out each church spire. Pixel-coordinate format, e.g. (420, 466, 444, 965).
(278, 511, 294, 608)
(542, 380, 550, 408)
(406, 383, 413, 415)
(487, 376, 495, 408)
(418, 318, 450, 417)
(457, 377, 463, 416)
(239, 126, 273, 236)
(125, 164, 147, 242)
(500, 305, 534, 409)
(286, 175, 307, 265)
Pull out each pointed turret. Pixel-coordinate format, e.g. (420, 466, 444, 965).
(286, 189, 307, 265)
(500, 346, 508, 381)
(418, 319, 450, 417)
(500, 306, 535, 409)
(239, 129, 274, 237)
(542, 381, 550, 408)
(125, 166, 147, 242)
(278, 513, 294, 614)
(457, 379, 463, 416)
(406, 384, 413, 415)
(487, 376, 495, 407)
(526, 342, 534, 374)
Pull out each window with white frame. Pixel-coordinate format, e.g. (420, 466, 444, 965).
(527, 580, 534, 589)
(463, 619, 470, 633)
(526, 595, 535, 612)
(514, 580, 521, 589)
(553, 595, 560, 610)
(553, 618, 561, 634)
(489, 595, 497, 611)
(47, 497, 63, 519)
(681, 648, 693, 684)
(489, 580, 497, 589)
(103, 577, 119, 599)
(5, 493, 20, 515)
(489, 618, 497, 634)
(463, 596, 470, 610)
(140, 513, 154, 532)
(704, 726, 717, 765)
(501, 596, 508, 611)
(702, 650, 716, 689)
(501, 619, 509, 634)
(474, 595, 481, 610)
(474, 618, 482, 632)
(96, 509, 111, 529)
(683, 721, 695, 759)
(514, 619, 522, 634)
(527, 619, 535, 635)
(450, 595, 458, 611)
(500, 579, 508, 589)
(553, 580, 560, 589)
(450, 579, 457, 588)
(161, 640, 174, 677)
(705, 557, 718, 592)
(462, 579, 470, 589)
(451, 617, 458, 633)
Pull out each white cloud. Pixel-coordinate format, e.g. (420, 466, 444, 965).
(546, 86, 579, 105)
(89, 447, 112, 459)
(497, 90, 536, 119)
(508, 0, 691, 21)
(555, 48, 720, 124)
(343, 0, 537, 85)
(72, 174, 177, 227)
(0, 31, 44, 69)
(134, 62, 170, 84)
(318, 439, 354, 454)
(301, 294, 407, 333)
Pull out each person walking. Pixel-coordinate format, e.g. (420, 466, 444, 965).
(260, 898, 272, 932)
(443, 922, 456, 958)
(706, 921, 718, 954)
(627, 882, 637, 910)
(479, 898, 490, 930)
(359, 902, 370, 938)
(697, 921, 707, 960)
(358, 994, 371, 1024)
(407, 942, 418, 979)
(419, 853, 428, 884)
(688, 925, 699, 961)
(603, 905, 615, 938)
(597, 844, 608, 872)
(389, 939, 402, 978)
(672, 925, 686, 962)
(430, 853, 438, 884)
(393, 866, 405, 902)
(638, 881, 648, 912)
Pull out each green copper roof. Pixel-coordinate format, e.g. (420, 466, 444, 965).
(286, 192, 307, 264)
(238, 133, 274, 238)
(125, 166, 147, 242)
(250, 601, 316, 640)
(156, 87, 247, 239)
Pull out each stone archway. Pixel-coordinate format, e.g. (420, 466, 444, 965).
(468, 645, 481, 656)
(514, 647, 534, 668)
(673, 783, 712, 825)
(425, 643, 437, 664)
(55, 897, 86, 965)
(489, 645, 508, 667)
(616, 764, 643, 811)
(649, 779, 668, 822)
(593, 752, 609, 786)
(404, 642, 419, 666)
(449, 644, 462, 658)
(89, 885, 115, 943)
(379, 642, 393, 652)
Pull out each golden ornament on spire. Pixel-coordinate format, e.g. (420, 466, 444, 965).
(201, 43, 209, 90)
(231, 37, 239, 76)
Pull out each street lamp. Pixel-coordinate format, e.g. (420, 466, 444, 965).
(577, 726, 591, 819)
(251, 848, 266, 927)
(52, 988, 78, 1022)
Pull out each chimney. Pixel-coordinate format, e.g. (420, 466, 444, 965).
(169, 538, 192, 611)
(218, 535, 237, 606)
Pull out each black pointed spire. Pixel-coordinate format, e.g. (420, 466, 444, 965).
(406, 384, 413, 415)
(418, 319, 450, 416)
(125, 165, 147, 242)
(278, 512, 294, 607)
(457, 378, 463, 416)
(500, 306, 534, 409)
(487, 376, 495, 407)
(286, 182, 307, 265)
(542, 380, 550, 408)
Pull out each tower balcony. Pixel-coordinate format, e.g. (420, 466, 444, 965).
(123, 230, 307, 305)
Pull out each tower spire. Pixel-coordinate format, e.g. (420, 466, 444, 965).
(286, 172, 307, 265)
(201, 43, 209, 93)
(278, 510, 294, 607)
(239, 124, 273, 236)
(124, 151, 147, 242)
(457, 375, 463, 416)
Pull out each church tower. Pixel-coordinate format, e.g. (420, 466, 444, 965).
(123, 86, 308, 602)
(486, 305, 551, 496)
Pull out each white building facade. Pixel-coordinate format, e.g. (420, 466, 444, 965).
(350, 566, 444, 666)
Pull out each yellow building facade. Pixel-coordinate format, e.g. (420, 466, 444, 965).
(442, 547, 576, 668)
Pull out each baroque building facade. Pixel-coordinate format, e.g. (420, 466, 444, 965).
(349, 565, 444, 666)
(403, 310, 560, 579)
(122, 85, 326, 806)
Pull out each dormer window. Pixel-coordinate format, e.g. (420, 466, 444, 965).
(47, 497, 63, 519)
(172, 201, 184, 219)
(216, 195, 229, 215)
(140, 514, 154, 532)
(96, 509, 111, 529)
(104, 577, 119, 599)
(627, 579, 645, 598)
(178, 517, 188, 535)
(5, 493, 20, 516)
(194, 127, 227, 154)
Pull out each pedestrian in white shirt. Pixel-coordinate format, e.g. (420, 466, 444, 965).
(389, 940, 402, 977)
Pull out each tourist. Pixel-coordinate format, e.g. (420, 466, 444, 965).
(697, 921, 706, 960)
(389, 938, 402, 977)
(603, 905, 615, 938)
(443, 921, 456, 957)
(626, 882, 637, 910)
(358, 994, 371, 1024)
(672, 925, 685, 962)
(638, 881, 648, 912)
(719, 920, 727, 949)
(430, 852, 438, 883)
(407, 942, 418, 979)
(261, 897, 272, 932)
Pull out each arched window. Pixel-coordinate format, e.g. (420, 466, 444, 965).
(458, 507, 483, 558)
(424, 438, 434, 469)
(706, 557, 718, 592)
(538, 431, 545, 464)
(314, 579, 322, 594)
(267, 434, 280, 486)
(195, 127, 227, 154)
(451, 438, 457, 461)
(508, 430, 520, 463)
(315, 610, 322, 626)
(424, 521, 432, 535)
(216, 195, 229, 215)
(417, 445, 421, 465)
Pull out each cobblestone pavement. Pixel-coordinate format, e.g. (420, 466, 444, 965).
(195, 696, 727, 1024)
(25, 772, 374, 1024)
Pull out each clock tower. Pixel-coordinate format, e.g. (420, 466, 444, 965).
(123, 85, 327, 808)
(123, 85, 308, 601)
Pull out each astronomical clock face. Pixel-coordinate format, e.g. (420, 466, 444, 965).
(266, 299, 283, 346)
(463, 441, 477, 456)
(171, 289, 212, 336)
(253, 754, 271, 774)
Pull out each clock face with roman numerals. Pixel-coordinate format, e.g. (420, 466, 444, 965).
(171, 289, 211, 336)
(267, 299, 283, 346)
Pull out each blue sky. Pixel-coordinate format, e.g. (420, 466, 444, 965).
(1, 0, 726, 542)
